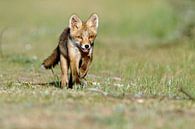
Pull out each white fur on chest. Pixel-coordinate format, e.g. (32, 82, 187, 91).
(67, 39, 81, 61)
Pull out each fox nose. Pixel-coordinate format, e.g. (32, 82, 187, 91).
(85, 44, 90, 49)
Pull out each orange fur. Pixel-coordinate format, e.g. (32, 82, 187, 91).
(42, 13, 99, 88)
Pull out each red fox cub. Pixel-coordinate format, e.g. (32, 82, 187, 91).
(42, 13, 99, 88)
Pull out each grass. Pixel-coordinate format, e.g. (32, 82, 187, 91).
(0, 0, 195, 129)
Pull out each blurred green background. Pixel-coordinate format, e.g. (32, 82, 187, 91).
(0, 0, 194, 57)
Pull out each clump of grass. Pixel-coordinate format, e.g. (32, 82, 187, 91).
(0, 27, 7, 57)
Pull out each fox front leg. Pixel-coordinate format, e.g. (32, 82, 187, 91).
(60, 54, 69, 88)
(79, 56, 91, 78)
(69, 59, 81, 88)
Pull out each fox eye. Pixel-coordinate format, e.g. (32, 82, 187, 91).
(76, 36, 82, 39)
(89, 35, 95, 39)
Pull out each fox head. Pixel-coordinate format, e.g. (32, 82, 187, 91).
(69, 13, 99, 53)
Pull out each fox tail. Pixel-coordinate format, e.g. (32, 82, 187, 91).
(41, 46, 60, 69)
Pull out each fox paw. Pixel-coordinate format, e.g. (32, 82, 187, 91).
(60, 81, 68, 89)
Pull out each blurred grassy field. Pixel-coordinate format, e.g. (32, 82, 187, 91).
(0, 0, 195, 129)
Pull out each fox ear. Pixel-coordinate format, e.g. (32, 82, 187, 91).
(69, 14, 82, 30)
(86, 13, 99, 30)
